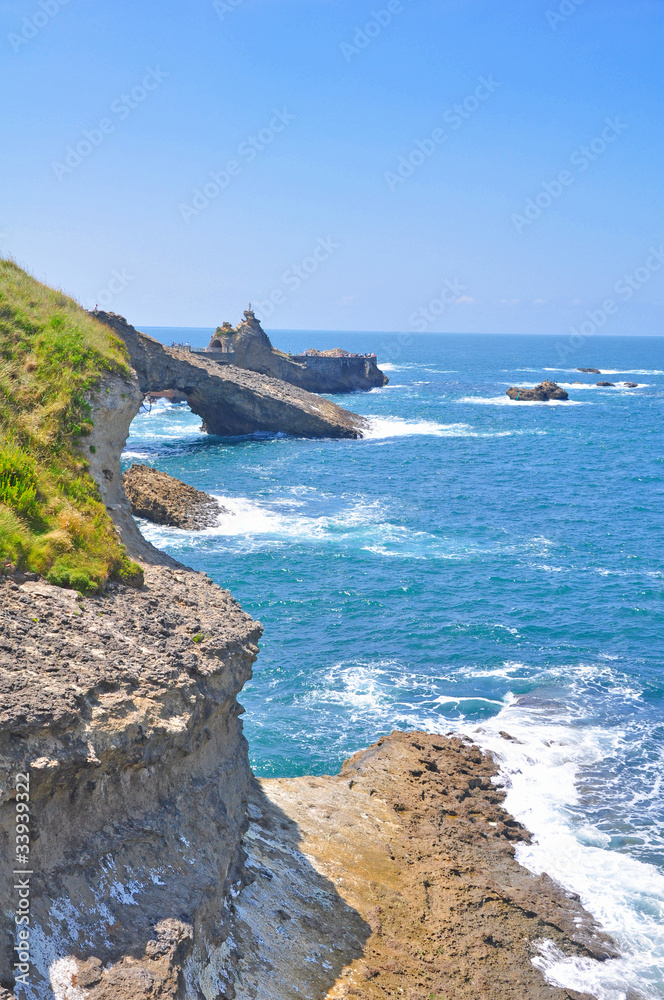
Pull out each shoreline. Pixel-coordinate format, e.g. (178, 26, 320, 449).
(0, 309, 632, 998)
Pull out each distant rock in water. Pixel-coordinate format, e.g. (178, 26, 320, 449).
(506, 380, 569, 401)
(578, 367, 601, 374)
(123, 464, 230, 530)
(596, 381, 616, 387)
(623, 381, 638, 388)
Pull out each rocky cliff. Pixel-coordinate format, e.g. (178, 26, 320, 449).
(0, 339, 617, 1000)
(207, 311, 389, 393)
(92, 312, 367, 439)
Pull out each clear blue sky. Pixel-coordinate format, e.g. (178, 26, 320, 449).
(1, 0, 663, 334)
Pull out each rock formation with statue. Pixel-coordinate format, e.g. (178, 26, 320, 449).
(205, 307, 389, 393)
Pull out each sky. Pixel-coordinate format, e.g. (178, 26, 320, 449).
(1, 0, 663, 334)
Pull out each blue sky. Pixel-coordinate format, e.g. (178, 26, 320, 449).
(1, 0, 663, 334)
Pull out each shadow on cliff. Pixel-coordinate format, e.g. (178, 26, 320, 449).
(224, 778, 372, 1000)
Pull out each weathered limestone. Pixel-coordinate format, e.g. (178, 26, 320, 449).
(0, 565, 262, 997)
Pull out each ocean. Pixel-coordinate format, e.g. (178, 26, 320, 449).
(124, 329, 663, 1000)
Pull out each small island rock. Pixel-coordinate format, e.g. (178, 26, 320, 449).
(596, 381, 615, 387)
(506, 380, 569, 401)
(578, 367, 601, 374)
(123, 464, 231, 530)
(623, 381, 638, 388)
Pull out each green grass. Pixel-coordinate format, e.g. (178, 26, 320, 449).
(0, 257, 143, 593)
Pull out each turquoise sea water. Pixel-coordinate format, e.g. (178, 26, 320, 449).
(128, 330, 663, 999)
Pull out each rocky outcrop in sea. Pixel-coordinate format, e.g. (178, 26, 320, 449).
(123, 464, 229, 530)
(506, 381, 569, 401)
(207, 309, 389, 393)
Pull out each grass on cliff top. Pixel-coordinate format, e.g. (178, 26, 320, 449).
(0, 257, 143, 593)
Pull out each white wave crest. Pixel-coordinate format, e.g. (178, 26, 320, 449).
(364, 417, 468, 438)
(459, 703, 664, 1000)
(542, 368, 662, 376)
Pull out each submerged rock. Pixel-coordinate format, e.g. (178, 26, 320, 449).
(123, 464, 230, 530)
(506, 380, 569, 401)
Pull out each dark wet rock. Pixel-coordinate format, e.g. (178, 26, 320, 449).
(596, 381, 616, 387)
(506, 381, 569, 401)
(123, 464, 230, 530)
(623, 382, 638, 388)
(577, 368, 601, 374)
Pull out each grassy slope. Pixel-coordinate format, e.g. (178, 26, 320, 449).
(0, 258, 143, 592)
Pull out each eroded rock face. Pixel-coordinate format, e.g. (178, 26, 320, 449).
(238, 732, 615, 1000)
(0, 566, 262, 998)
(507, 381, 569, 401)
(92, 311, 368, 439)
(123, 464, 229, 530)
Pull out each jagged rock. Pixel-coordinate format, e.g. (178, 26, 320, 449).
(238, 732, 617, 1000)
(208, 308, 388, 392)
(92, 311, 368, 439)
(0, 565, 262, 996)
(506, 380, 569, 401)
(577, 368, 601, 374)
(123, 464, 229, 530)
(596, 381, 615, 387)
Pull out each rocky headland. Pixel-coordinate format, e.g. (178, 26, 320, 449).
(207, 310, 388, 393)
(92, 311, 368, 440)
(506, 381, 569, 401)
(123, 464, 229, 530)
(0, 272, 619, 999)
